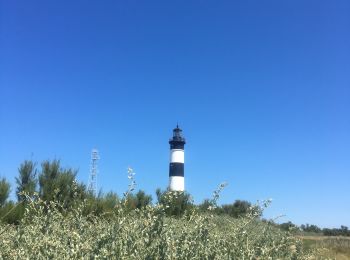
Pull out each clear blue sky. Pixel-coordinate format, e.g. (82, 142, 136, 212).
(1, 1, 349, 228)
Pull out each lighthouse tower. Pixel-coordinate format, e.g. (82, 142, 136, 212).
(169, 125, 186, 191)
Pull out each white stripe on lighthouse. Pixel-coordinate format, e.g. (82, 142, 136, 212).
(169, 176, 184, 191)
(170, 149, 184, 163)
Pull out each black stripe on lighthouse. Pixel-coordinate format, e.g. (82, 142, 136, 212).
(170, 142, 185, 149)
(169, 163, 184, 177)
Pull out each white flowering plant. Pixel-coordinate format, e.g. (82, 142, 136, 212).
(0, 169, 319, 259)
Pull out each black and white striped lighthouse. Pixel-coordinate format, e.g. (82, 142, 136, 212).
(169, 125, 186, 191)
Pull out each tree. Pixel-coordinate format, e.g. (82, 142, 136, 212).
(279, 221, 296, 231)
(0, 177, 11, 207)
(301, 223, 321, 233)
(39, 159, 83, 208)
(103, 191, 119, 209)
(221, 200, 252, 218)
(122, 190, 152, 211)
(39, 159, 61, 202)
(16, 160, 37, 201)
(156, 188, 193, 217)
(82, 191, 119, 216)
(198, 199, 214, 212)
(323, 226, 350, 237)
(0, 201, 25, 224)
(135, 190, 152, 209)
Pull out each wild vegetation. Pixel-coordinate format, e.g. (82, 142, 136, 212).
(301, 236, 350, 260)
(0, 159, 345, 259)
(0, 160, 254, 225)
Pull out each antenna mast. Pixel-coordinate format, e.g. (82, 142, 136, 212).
(88, 149, 100, 196)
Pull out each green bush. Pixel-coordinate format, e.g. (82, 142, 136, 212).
(156, 188, 193, 217)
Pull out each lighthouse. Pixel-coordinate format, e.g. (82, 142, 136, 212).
(169, 125, 186, 191)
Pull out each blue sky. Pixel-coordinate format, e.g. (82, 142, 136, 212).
(1, 1, 349, 228)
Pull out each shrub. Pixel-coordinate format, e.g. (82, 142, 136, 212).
(0, 184, 317, 259)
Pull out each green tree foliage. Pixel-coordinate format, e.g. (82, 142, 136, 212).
(221, 200, 252, 218)
(16, 160, 37, 202)
(198, 199, 213, 212)
(0, 202, 25, 225)
(300, 224, 322, 233)
(0, 177, 11, 207)
(103, 191, 119, 209)
(280, 221, 297, 231)
(323, 225, 350, 236)
(38, 160, 86, 208)
(122, 190, 152, 211)
(301, 223, 350, 236)
(39, 160, 60, 201)
(201, 199, 257, 218)
(135, 190, 152, 209)
(156, 188, 193, 217)
(199, 197, 260, 219)
(83, 191, 120, 216)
